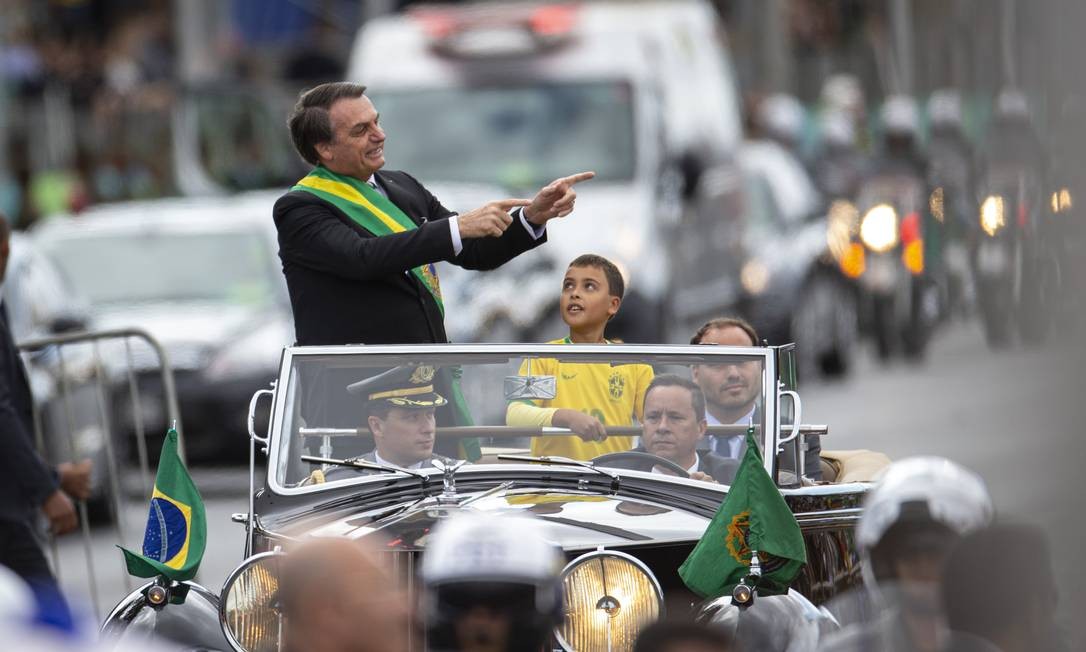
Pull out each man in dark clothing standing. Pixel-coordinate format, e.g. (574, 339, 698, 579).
(0, 216, 89, 625)
(274, 82, 594, 346)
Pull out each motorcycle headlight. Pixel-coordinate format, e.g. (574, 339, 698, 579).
(220, 552, 285, 652)
(980, 195, 1006, 236)
(556, 550, 663, 652)
(859, 204, 899, 253)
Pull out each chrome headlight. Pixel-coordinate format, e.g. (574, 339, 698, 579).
(556, 550, 663, 652)
(859, 204, 899, 252)
(980, 195, 1006, 236)
(220, 552, 285, 652)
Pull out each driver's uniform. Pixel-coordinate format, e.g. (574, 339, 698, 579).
(505, 338, 653, 460)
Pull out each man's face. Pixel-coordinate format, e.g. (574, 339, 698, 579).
(318, 95, 386, 179)
(560, 265, 619, 330)
(692, 327, 760, 416)
(370, 407, 436, 465)
(642, 386, 706, 464)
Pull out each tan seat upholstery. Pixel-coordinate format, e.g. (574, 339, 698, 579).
(820, 450, 892, 484)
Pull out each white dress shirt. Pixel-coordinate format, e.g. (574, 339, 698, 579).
(651, 453, 700, 477)
(704, 406, 756, 459)
(366, 175, 545, 257)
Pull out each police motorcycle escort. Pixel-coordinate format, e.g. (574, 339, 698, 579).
(98, 341, 892, 651)
(848, 96, 940, 360)
(972, 89, 1056, 348)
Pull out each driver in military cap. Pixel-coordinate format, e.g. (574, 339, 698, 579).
(324, 366, 454, 479)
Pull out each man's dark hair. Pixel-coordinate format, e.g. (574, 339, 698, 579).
(568, 254, 625, 300)
(645, 374, 706, 422)
(288, 82, 367, 166)
(941, 523, 1055, 643)
(633, 621, 734, 652)
(690, 317, 759, 346)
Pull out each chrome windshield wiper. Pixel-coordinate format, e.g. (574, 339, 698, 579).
(497, 454, 620, 493)
(300, 455, 430, 485)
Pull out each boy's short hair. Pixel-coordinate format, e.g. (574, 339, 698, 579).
(568, 254, 625, 300)
(690, 317, 760, 346)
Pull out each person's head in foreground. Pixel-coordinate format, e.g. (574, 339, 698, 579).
(641, 374, 709, 476)
(856, 456, 993, 652)
(690, 318, 761, 424)
(350, 365, 447, 468)
(633, 621, 735, 652)
(421, 512, 563, 652)
(561, 254, 625, 343)
(279, 538, 413, 652)
(941, 523, 1064, 652)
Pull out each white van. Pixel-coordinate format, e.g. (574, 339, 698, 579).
(347, 1, 742, 341)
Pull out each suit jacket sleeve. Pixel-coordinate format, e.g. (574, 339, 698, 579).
(0, 348, 58, 508)
(395, 172, 547, 271)
(275, 192, 456, 282)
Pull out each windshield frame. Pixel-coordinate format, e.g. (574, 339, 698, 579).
(265, 343, 780, 497)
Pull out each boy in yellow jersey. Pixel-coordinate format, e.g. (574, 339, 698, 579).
(506, 254, 654, 459)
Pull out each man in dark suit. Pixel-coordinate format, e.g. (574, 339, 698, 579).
(275, 82, 595, 346)
(608, 374, 738, 484)
(0, 216, 88, 624)
(690, 318, 822, 481)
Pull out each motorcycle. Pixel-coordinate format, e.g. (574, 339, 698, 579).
(847, 173, 940, 360)
(972, 166, 1056, 347)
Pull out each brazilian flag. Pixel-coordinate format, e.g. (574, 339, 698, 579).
(678, 427, 806, 598)
(119, 429, 206, 582)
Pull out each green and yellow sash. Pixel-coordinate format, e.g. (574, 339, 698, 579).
(293, 166, 444, 314)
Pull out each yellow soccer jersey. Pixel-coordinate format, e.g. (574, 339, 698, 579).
(514, 338, 654, 460)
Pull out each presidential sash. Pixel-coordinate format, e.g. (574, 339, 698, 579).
(293, 166, 444, 315)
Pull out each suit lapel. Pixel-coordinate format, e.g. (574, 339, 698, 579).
(374, 172, 424, 226)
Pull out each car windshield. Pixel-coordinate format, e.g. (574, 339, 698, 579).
(368, 81, 636, 189)
(271, 346, 782, 492)
(41, 230, 278, 306)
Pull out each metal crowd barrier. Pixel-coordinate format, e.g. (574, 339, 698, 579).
(18, 328, 183, 620)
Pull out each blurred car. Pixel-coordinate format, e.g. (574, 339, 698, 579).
(672, 140, 858, 377)
(101, 341, 883, 650)
(32, 191, 293, 459)
(348, 0, 744, 342)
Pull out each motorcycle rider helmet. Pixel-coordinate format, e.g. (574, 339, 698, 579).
(880, 95, 920, 138)
(758, 93, 806, 149)
(995, 87, 1030, 120)
(699, 589, 837, 652)
(927, 89, 963, 131)
(421, 511, 564, 652)
(821, 74, 865, 117)
(821, 109, 857, 150)
(857, 457, 993, 593)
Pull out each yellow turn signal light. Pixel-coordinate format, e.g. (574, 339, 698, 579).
(840, 242, 865, 279)
(903, 239, 924, 275)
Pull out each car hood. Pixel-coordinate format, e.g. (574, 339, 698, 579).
(285, 486, 711, 553)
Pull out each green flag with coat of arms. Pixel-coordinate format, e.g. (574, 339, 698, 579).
(678, 426, 807, 598)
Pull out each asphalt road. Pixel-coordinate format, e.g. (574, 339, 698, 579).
(50, 321, 1085, 644)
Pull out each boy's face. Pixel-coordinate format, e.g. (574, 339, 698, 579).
(560, 265, 620, 329)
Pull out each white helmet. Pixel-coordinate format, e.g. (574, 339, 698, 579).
(759, 94, 806, 145)
(421, 511, 564, 651)
(821, 74, 865, 116)
(821, 110, 857, 149)
(880, 95, 920, 137)
(996, 88, 1030, 120)
(701, 589, 837, 652)
(857, 457, 993, 591)
(928, 89, 963, 130)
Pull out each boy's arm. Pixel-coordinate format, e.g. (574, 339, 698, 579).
(505, 401, 558, 427)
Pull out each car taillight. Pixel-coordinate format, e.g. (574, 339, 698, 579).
(900, 211, 921, 244)
(410, 9, 457, 39)
(530, 4, 578, 36)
